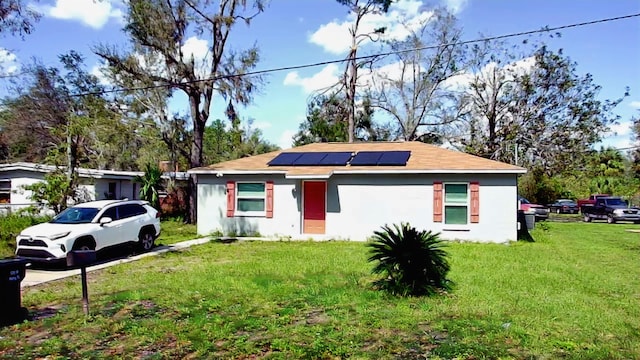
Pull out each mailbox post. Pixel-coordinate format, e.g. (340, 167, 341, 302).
(66, 250, 96, 316)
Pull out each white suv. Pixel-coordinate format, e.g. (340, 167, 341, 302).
(15, 200, 161, 262)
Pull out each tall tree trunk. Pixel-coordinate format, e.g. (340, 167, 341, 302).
(63, 123, 78, 212)
(347, 48, 357, 143)
(188, 93, 204, 224)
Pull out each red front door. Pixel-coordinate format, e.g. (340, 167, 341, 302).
(303, 181, 326, 234)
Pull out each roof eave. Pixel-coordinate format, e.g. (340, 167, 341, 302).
(332, 169, 527, 175)
(187, 169, 288, 175)
(285, 174, 332, 179)
(191, 168, 526, 176)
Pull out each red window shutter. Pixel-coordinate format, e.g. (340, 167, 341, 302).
(226, 181, 235, 217)
(433, 181, 443, 222)
(266, 181, 274, 218)
(470, 181, 480, 223)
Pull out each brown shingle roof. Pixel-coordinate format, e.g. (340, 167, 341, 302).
(189, 142, 526, 176)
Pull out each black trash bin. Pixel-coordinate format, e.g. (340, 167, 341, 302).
(0, 258, 29, 326)
(517, 210, 533, 242)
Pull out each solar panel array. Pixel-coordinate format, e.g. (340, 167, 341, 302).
(267, 150, 411, 167)
(377, 151, 412, 166)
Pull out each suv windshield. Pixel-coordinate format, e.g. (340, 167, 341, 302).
(605, 198, 626, 206)
(51, 207, 100, 224)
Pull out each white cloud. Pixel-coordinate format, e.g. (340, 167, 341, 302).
(88, 35, 212, 90)
(0, 48, 19, 76)
(181, 37, 209, 62)
(630, 101, 640, 109)
(600, 135, 632, 151)
(608, 121, 632, 137)
(441, 71, 473, 91)
(442, 0, 468, 14)
(353, 61, 422, 95)
(310, 22, 351, 54)
(309, 0, 434, 54)
(179, 36, 212, 79)
(90, 63, 112, 86)
(251, 121, 272, 131)
(599, 121, 633, 150)
(283, 64, 341, 93)
(364, 50, 536, 99)
(37, 0, 124, 29)
(278, 129, 297, 150)
(443, 56, 536, 91)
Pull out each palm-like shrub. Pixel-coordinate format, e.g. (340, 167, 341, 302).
(135, 164, 163, 209)
(367, 223, 452, 296)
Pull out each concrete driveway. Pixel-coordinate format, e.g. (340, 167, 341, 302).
(21, 237, 211, 287)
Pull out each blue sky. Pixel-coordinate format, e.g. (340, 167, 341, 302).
(1, 0, 639, 152)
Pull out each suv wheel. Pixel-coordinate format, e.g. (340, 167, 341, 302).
(138, 231, 155, 252)
(72, 238, 96, 251)
(583, 214, 591, 222)
(607, 215, 616, 224)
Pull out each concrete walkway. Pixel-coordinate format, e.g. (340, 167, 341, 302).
(21, 237, 212, 288)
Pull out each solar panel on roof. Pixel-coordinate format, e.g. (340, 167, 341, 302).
(318, 152, 353, 165)
(268, 152, 302, 166)
(377, 151, 411, 166)
(269, 150, 409, 166)
(292, 152, 329, 166)
(350, 151, 384, 166)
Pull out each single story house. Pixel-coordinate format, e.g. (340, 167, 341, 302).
(189, 142, 527, 243)
(0, 162, 192, 214)
(0, 162, 192, 216)
(0, 162, 144, 214)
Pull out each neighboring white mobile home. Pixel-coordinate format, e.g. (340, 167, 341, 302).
(0, 162, 143, 213)
(189, 142, 527, 243)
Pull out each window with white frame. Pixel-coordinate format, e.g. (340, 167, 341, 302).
(444, 183, 468, 224)
(0, 180, 10, 204)
(236, 182, 266, 214)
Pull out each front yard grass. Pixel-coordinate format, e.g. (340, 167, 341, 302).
(1, 222, 639, 359)
(155, 219, 198, 245)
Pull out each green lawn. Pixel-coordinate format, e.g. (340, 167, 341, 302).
(1, 222, 639, 359)
(155, 219, 198, 245)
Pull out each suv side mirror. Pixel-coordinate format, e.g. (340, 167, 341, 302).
(99, 217, 112, 226)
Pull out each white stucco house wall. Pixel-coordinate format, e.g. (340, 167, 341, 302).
(189, 142, 527, 243)
(0, 162, 144, 214)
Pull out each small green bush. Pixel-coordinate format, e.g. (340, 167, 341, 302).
(208, 229, 224, 237)
(0, 214, 51, 258)
(367, 223, 452, 296)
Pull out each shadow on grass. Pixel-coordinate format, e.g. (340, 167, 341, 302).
(26, 243, 159, 271)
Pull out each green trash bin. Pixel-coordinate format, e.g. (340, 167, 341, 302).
(0, 258, 28, 326)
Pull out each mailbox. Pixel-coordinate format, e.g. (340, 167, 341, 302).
(66, 250, 97, 267)
(0, 258, 29, 326)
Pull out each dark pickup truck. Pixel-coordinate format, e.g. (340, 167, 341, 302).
(582, 197, 640, 224)
(577, 194, 610, 213)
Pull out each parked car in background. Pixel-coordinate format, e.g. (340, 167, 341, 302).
(518, 196, 549, 221)
(577, 194, 610, 213)
(581, 196, 640, 224)
(548, 199, 579, 214)
(15, 200, 161, 263)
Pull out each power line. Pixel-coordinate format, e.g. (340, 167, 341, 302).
(596, 145, 640, 152)
(69, 12, 640, 98)
(0, 70, 31, 79)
